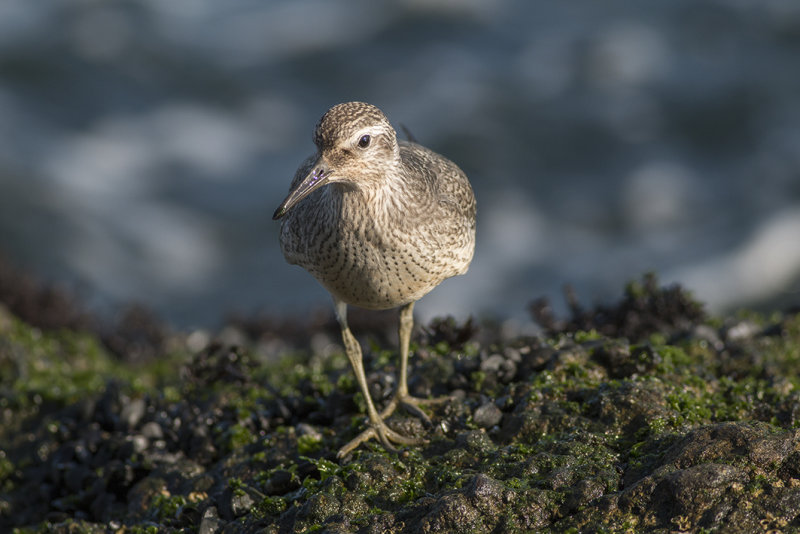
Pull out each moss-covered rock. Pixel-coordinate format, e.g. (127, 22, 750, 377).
(2, 276, 800, 532)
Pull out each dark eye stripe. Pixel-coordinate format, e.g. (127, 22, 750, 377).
(358, 134, 371, 148)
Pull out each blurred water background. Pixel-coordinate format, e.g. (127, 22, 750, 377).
(1, 0, 799, 329)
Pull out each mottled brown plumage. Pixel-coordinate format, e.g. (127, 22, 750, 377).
(274, 102, 476, 457)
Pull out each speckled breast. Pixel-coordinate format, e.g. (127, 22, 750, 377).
(279, 194, 473, 310)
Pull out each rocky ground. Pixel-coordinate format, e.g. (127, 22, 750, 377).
(2, 264, 800, 533)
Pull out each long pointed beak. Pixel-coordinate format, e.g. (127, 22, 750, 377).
(273, 160, 331, 220)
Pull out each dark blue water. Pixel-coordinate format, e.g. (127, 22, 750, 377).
(1, 0, 799, 328)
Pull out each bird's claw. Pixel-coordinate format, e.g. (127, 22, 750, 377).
(380, 393, 452, 425)
(337, 419, 424, 459)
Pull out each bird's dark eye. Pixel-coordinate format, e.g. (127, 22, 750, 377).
(358, 134, 371, 148)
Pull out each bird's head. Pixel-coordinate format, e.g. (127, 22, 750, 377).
(273, 102, 399, 220)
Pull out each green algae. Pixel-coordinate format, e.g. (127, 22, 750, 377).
(1, 319, 120, 404)
(0, 311, 188, 413)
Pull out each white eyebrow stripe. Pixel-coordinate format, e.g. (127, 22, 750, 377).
(353, 126, 382, 140)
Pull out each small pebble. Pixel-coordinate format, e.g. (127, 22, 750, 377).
(128, 434, 148, 454)
(198, 506, 224, 534)
(230, 491, 255, 517)
(481, 354, 506, 373)
(474, 402, 503, 428)
(120, 397, 146, 429)
(140, 421, 164, 440)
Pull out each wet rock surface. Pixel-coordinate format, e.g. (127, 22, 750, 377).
(2, 272, 800, 532)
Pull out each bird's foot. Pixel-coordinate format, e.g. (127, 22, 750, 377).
(337, 418, 423, 459)
(380, 392, 453, 425)
(337, 394, 452, 458)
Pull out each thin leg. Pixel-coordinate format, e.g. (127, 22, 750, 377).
(380, 301, 451, 423)
(334, 299, 421, 458)
(397, 300, 415, 398)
